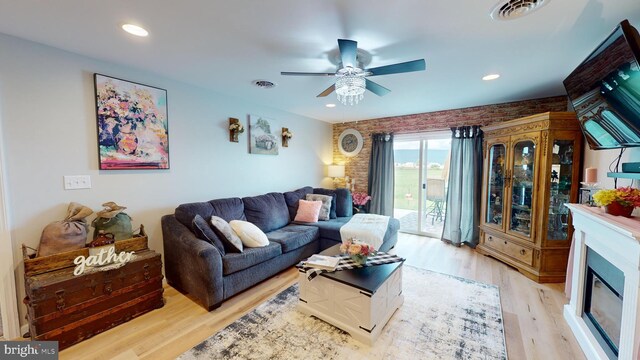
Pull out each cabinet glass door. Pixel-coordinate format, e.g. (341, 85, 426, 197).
(486, 143, 506, 228)
(547, 139, 574, 240)
(509, 140, 535, 238)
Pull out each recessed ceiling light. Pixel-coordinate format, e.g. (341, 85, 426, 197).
(122, 24, 149, 37)
(482, 74, 501, 81)
(325, 104, 336, 108)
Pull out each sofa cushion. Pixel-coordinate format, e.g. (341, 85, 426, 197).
(210, 216, 243, 253)
(333, 188, 353, 217)
(230, 220, 269, 248)
(312, 188, 338, 219)
(306, 217, 351, 242)
(210, 198, 247, 222)
(294, 200, 322, 223)
(242, 192, 290, 233)
(175, 197, 246, 229)
(266, 224, 319, 253)
(176, 202, 214, 229)
(283, 186, 313, 221)
(222, 241, 282, 275)
(191, 214, 226, 255)
(306, 194, 333, 221)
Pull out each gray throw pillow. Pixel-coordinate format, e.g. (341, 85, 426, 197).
(211, 216, 243, 253)
(192, 214, 226, 255)
(305, 194, 333, 221)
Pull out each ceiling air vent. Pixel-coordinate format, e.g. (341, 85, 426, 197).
(252, 80, 276, 89)
(490, 0, 550, 21)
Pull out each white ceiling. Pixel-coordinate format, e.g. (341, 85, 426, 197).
(1, 1, 639, 123)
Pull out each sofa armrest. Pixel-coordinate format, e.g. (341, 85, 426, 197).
(161, 214, 224, 310)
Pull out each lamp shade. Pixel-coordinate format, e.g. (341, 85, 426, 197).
(327, 165, 345, 178)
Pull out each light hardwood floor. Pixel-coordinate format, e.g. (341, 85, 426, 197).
(60, 233, 585, 360)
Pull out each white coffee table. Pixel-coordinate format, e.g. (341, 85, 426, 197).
(297, 247, 403, 345)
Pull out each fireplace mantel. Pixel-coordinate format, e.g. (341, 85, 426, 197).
(565, 204, 640, 360)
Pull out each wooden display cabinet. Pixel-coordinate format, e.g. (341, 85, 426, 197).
(477, 112, 583, 283)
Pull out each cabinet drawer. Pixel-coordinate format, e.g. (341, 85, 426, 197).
(484, 234, 534, 266)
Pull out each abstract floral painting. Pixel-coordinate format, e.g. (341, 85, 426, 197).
(249, 114, 279, 155)
(94, 74, 169, 169)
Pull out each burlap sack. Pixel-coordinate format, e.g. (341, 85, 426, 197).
(37, 202, 93, 257)
(92, 202, 133, 240)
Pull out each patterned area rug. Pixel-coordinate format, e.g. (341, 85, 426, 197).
(179, 266, 507, 360)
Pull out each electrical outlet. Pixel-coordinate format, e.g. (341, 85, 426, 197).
(63, 175, 92, 190)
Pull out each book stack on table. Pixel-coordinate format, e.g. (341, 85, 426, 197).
(302, 254, 340, 271)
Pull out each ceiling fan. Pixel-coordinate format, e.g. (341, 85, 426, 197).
(281, 39, 426, 105)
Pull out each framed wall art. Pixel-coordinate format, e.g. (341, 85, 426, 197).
(249, 114, 279, 155)
(94, 74, 170, 170)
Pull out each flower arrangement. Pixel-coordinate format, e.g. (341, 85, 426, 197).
(229, 122, 244, 133)
(352, 192, 372, 206)
(593, 187, 640, 217)
(340, 238, 376, 265)
(282, 129, 293, 139)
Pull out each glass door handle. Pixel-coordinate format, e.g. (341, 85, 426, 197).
(504, 170, 511, 187)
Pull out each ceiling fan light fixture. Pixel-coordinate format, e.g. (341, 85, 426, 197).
(335, 67, 366, 106)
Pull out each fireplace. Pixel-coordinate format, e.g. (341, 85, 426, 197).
(565, 204, 640, 359)
(583, 248, 624, 359)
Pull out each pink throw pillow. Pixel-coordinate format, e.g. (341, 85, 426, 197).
(294, 200, 322, 223)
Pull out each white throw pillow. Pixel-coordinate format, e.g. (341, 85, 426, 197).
(229, 220, 269, 248)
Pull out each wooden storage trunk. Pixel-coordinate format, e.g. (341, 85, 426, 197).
(22, 226, 164, 350)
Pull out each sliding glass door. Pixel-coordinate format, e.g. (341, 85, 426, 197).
(393, 132, 451, 237)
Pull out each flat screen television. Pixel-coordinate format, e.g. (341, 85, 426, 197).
(563, 19, 640, 150)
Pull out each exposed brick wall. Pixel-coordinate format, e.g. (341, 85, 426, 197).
(332, 95, 568, 193)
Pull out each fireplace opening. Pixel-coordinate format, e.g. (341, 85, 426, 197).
(583, 248, 624, 359)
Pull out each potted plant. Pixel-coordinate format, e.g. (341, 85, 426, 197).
(352, 192, 371, 213)
(340, 238, 376, 265)
(592, 187, 640, 217)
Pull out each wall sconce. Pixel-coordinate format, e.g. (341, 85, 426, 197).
(282, 127, 293, 147)
(229, 118, 244, 142)
(327, 164, 345, 186)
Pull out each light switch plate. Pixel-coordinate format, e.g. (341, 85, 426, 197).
(64, 175, 91, 190)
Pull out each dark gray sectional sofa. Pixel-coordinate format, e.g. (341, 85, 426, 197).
(161, 186, 400, 310)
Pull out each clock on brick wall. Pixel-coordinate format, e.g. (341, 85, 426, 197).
(338, 129, 364, 157)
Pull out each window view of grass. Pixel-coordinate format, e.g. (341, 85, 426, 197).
(394, 139, 449, 212)
(393, 137, 450, 235)
(394, 167, 444, 211)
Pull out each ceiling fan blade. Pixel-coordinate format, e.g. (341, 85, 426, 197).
(366, 59, 426, 76)
(317, 84, 336, 97)
(338, 39, 358, 68)
(365, 79, 391, 97)
(281, 72, 335, 76)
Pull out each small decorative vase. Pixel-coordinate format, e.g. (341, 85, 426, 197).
(230, 131, 239, 143)
(350, 254, 368, 265)
(354, 205, 367, 214)
(605, 202, 635, 217)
